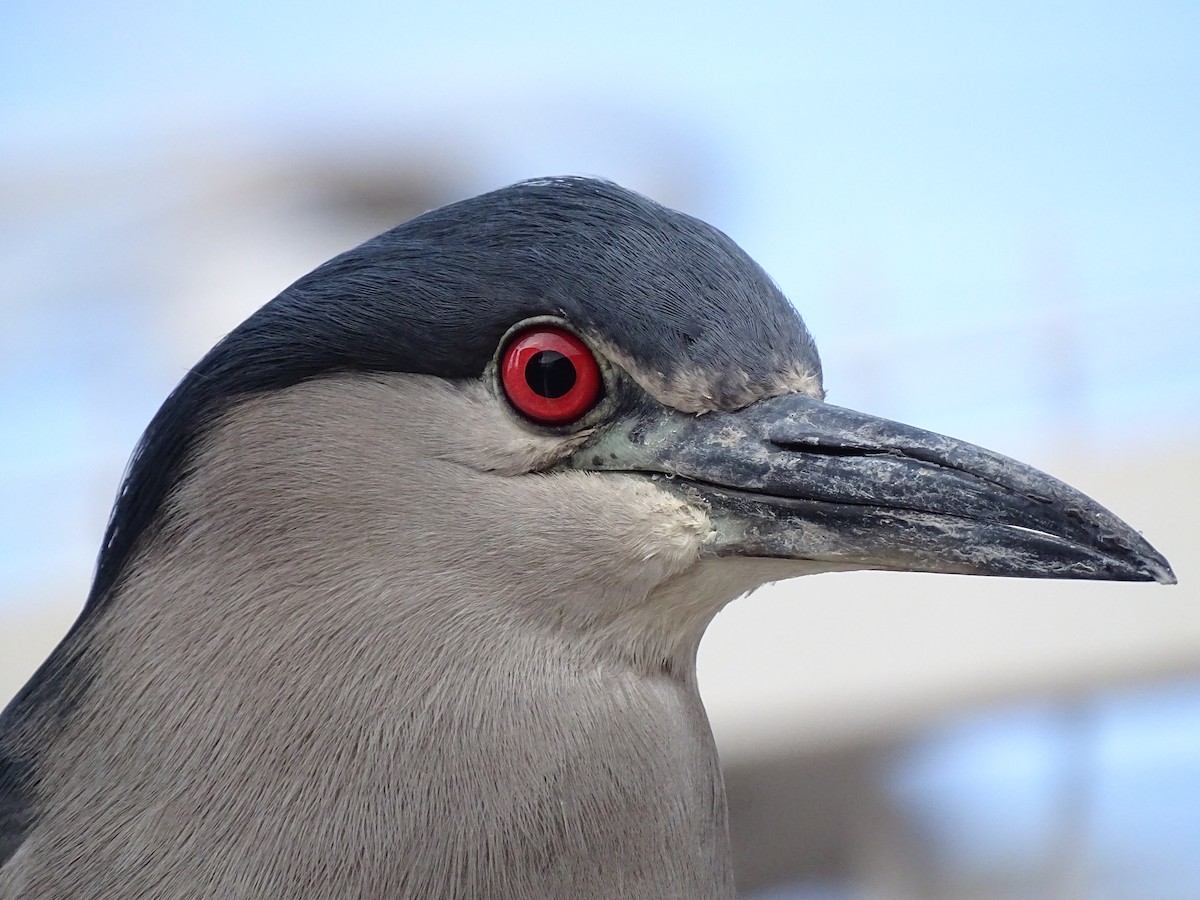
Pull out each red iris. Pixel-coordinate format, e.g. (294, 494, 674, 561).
(500, 326, 603, 425)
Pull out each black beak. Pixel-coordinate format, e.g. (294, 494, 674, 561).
(572, 392, 1175, 584)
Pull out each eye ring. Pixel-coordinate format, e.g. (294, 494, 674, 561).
(500, 326, 603, 425)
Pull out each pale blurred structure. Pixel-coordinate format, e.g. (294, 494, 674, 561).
(2, 3, 1198, 897)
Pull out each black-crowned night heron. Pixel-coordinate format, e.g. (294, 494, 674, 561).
(0, 177, 1174, 898)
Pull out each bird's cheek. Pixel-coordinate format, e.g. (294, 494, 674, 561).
(530, 472, 716, 594)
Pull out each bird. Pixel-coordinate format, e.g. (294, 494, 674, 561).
(0, 176, 1174, 899)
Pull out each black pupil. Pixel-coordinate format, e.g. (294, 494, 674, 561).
(525, 350, 577, 399)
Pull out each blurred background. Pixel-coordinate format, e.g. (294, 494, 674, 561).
(2, 2, 1198, 897)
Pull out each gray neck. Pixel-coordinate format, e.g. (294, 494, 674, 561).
(2, 376, 753, 898)
(4, 548, 735, 898)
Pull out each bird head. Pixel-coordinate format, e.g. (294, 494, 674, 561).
(84, 176, 1173, 675)
(1, 176, 1176, 896)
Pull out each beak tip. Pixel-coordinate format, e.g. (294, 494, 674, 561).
(1123, 538, 1176, 585)
(1149, 559, 1178, 586)
(1126, 534, 1176, 585)
(1099, 534, 1174, 585)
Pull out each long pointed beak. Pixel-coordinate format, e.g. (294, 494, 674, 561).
(571, 393, 1175, 584)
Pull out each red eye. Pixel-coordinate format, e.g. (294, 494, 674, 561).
(501, 326, 603, 425)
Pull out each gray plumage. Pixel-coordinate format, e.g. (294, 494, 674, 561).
(0, 177, 1173, 898)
